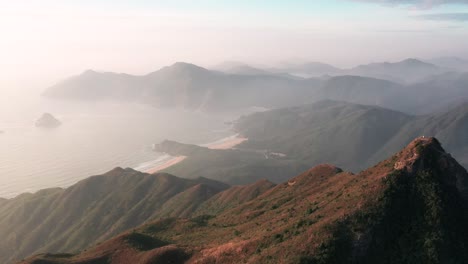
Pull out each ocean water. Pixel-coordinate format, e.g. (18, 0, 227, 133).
(0, 96, 233, 198)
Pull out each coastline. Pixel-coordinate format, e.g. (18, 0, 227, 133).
(143, 134, 247, 174)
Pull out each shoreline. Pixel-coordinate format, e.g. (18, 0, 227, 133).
(143, 134, 247, 174)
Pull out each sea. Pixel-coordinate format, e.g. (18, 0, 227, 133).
(0, 94, 236, 198)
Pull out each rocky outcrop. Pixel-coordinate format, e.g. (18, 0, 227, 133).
(35, 113, 61, 128)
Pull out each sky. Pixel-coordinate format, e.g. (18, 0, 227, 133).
(1, 0, 468, 94)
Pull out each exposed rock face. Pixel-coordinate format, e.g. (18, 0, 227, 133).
(35, 113, 61, 128)
(393, 137, 468, 200)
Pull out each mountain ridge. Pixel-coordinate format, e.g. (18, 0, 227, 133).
(43, 59, 464, 114)
(19, 137, 468, 263)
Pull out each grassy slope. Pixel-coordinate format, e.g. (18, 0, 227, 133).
(195, 179, 276, 216)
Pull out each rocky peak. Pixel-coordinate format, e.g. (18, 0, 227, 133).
(393, 136, 468, 200)
(393, 137, 442, 171)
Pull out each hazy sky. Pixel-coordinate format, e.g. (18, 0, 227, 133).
(1, 0, 468, 93)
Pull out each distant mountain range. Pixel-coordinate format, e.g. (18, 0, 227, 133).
(346, 58, 448, 83)
(19, 137, 468, 263)
(218, 58, 454, 83)
(43, 59, 467, 114)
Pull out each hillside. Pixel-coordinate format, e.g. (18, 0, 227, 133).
(369, 101, 468, 168)
(0, 167, 278, 263)
(194, 179, 276, 216)
(235, 100, 468, 171)
(0, 169, 231, 263)
(21, 137, 468, 263)
(235, 100, 413, 171)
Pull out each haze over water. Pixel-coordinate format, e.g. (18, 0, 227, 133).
(0, 94, 232, 198)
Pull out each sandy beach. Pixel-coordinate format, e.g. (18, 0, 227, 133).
(203, 134, 248, 150)
(145, 134, 247, 174)
(146, 156, 187, 174)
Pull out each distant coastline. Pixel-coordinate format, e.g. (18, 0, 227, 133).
(142, 134, 247, 174)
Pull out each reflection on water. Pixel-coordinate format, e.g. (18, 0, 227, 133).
(0, 96, 232, 198)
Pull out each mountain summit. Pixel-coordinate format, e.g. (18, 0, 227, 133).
(20, 137, 468, 264)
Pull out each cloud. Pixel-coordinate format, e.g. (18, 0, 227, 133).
(352, 0, 468, 9)
(417, 12, 468, 21)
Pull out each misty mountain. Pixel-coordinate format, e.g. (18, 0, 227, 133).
(212, 61, 272, 76)
(402, 71, 468, 114)
(266, 58, 452, 83)
(44, 62, 320, 112)
(314, 75, 412, 111)
(43, 70, 141, 101)
(21, 138, 468, 263)
(427, 57, 468, 71)
(44, 60, 468, 115)
(346, 58, 451, 83)
(269, 61, 343, 77)
(44, 64, 410, 114)
(235, 100, 468, 171)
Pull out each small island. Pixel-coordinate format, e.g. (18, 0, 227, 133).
(35, 113, 62, 128)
